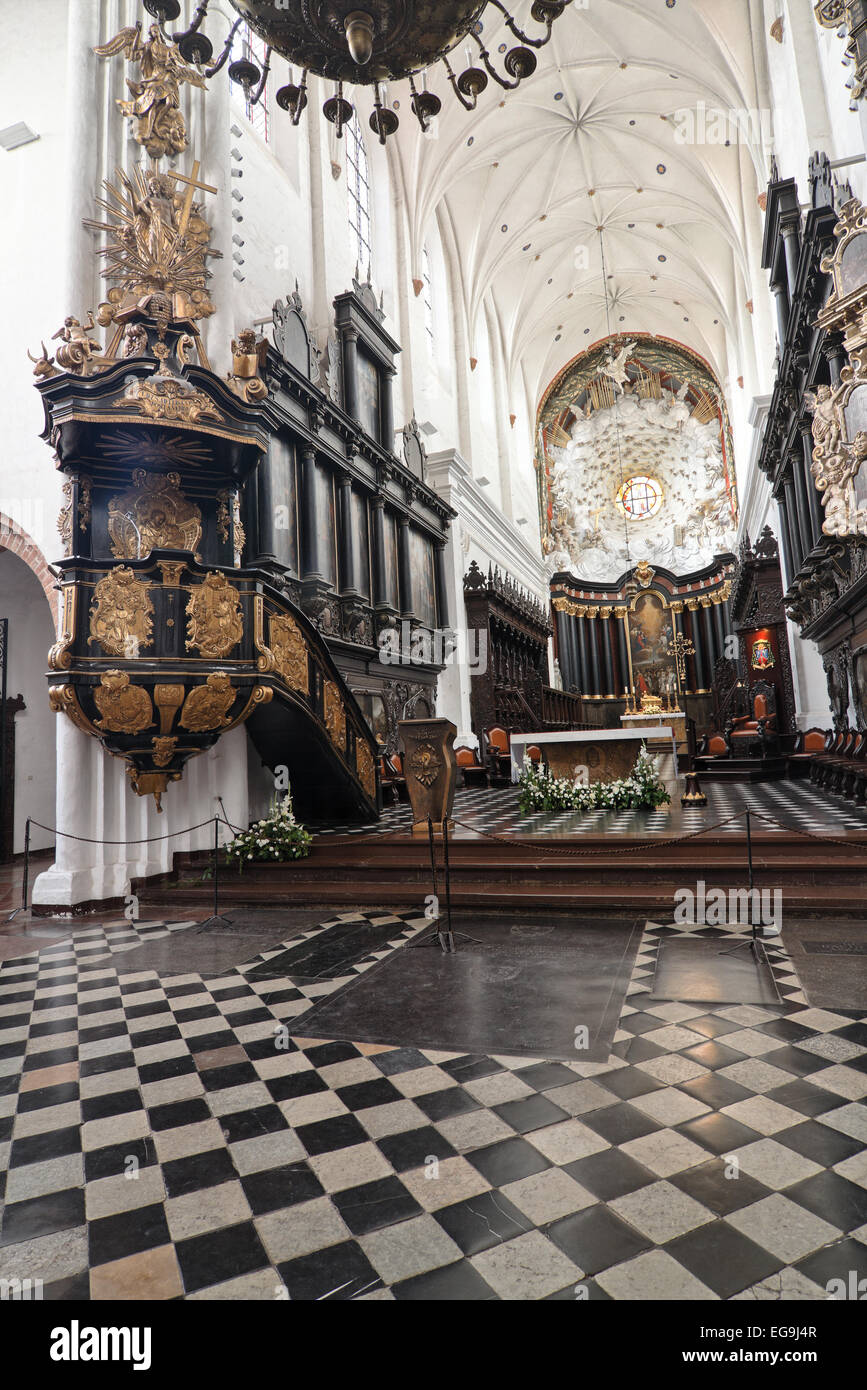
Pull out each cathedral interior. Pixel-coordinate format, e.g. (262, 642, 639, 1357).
(1, 0, 867, 1334)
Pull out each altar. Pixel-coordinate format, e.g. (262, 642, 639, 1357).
(621, 711, 687, 744)
(510, 727, 677, 784)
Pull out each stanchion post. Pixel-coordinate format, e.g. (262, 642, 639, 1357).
(21, 817, 30, 913)
(213, 816, 219, 922)
(442, 816, 455, 952)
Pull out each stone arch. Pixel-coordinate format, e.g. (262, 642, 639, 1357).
(0, 514, 58, 633)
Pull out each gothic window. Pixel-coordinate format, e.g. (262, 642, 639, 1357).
(239, 24, 270, 143)
(423, 245, 434, 342)
(347, 114, 372, 278)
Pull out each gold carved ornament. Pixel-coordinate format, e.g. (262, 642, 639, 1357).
(270, 614, 310, 694)
(323, 680, 347, 749)
(89, 567, 154, 658)
(108, 470, 202, 560)
(186, 572, 244, 659)
(154, 684, 185, 734)
(152, 736, 178, 767)
(94, 22, 206, 160)
(48, 586, 77, 671)
(409, 742, 442, 788)
(178, 673, 237, 732)
(227, 331, 269, 404)
(356, 739, 376, 798)
(114, 376, 224, 427)
(93, 671, 154, 734)
(49, 685, 97, 736)
(807, 354, 867, 538)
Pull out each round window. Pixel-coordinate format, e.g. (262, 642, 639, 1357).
(616, 476, 663, 521)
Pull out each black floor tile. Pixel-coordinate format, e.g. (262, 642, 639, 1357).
(176, 1221, 270, 1295)
(81, 1088, 144, 1123)
(161, 1147, 238, 1198)
(9, 1125, 82, 1168)
(681, 1040, 751, 1071)
(547, 1206, 651, 1275)
(84, 1136, 158, 1183)
(240, 1162, 325, 1216)
(375, 1125, 457, 1173)
(334, 1077, 403, 1112)
(371, 1047, 431, 1076)
(413, 1087, 481, 1122)
(677, 1112, 762, 1155)
(564, 1149, 656, 1201)
(16, 1081, 80, 1112)
(263, 1071, 327, 1103)
(147, 1097, 212, 1132)
(332, 1175, 422, 1235)
(666, 1221, 783, 1299)
(433, 1189, 530, 1255)
(679, 1073, 755, 1111)
(775, 1120, 864, 1166)
(88, 1203, 171, 1268)
(580, 1102, 663, 1146)
(465, 1136, 552, 1187)
(493, 1094, 571, 1135)
(0, 1188, 86, 1247)
(513, 1062, 580, 1092)
(199, 1062, 259, 1092)
(79, 1051, 136, 1079)
(218, 1104, 289, 1144)
(392, 1258, 498, 1300)
(670, 1160, 772, 1216)
(296, 1113, 369, 1156)
(766, 1079, 841, 1118)
(277, 1239, 381, 1300)
(786, 1170, 867, 1233)
(796, 1237, 867, 1293)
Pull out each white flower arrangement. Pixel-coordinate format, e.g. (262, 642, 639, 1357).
(518, 745, 671, 815)
(224, 790, 313, 868)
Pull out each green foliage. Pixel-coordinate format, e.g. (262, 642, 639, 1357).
(224, 791, 313, 869)
(518, 745, 671, 816)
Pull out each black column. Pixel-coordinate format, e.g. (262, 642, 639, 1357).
(823, 332, 847, 386)
(800, 422, 824, 545)
(689, 606, 708, 691)
(556, 610, 575, 690)
(781, 222, 801, 296)
(775, 489, 796, 590)
(771, 281, 790, 350)
(342, 327, 360, 422)
(712, 598, 726, 662)
(381, 369, 395, 452)
(700, 603, 717, 679)
(434, 541, 449, 628)
(370, 497, 387, 607)
(576, 610, 590, 694)
(791, 451, 814, 560)
(587, 612, 602, 697)
(616, 610, 631, 698)
(783, 474, 803, 575)
(601, 612, 617, 697)
(256, 454, 276, 566)
(337, 473, 360, 595)
(300, 447, 323, 583)
(397, 516, 414, 618)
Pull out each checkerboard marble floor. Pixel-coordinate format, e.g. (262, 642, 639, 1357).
(313, 778, 867, 839)
(1, 910, 866, 1300)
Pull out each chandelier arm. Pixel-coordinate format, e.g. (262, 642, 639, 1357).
(204, 15, 243, 77)
(173, 1, 209, 41)
(249, 46, 272, 106)
(485, 0, 555, 49)
(291, 70, 309, 125)
(441, 55, 478, 111)
(408, 75, 429, 132)
(473, 40, 520, 91)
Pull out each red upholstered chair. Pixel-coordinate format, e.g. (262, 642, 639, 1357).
(526, 745, 542, 766)
(725, 682, 778, 757)
(384, 753, 409, 803)
(456, 745, 488, 789)
(484, 727, 513, 783)
(704, 734, 729, 758)
(787, 728, 828, 780)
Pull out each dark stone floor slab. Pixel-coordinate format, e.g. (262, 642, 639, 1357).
(650, 937, 780, 1006)
(781, 918, 867, 1010)
(293, 916, 642, 1061)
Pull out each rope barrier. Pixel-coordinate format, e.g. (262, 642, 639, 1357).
(25, 816, 229, 846)
(451, 812, 749, 859)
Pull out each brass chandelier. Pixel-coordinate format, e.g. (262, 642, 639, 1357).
(142, 0, 573, 143)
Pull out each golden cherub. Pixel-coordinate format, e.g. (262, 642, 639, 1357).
(94, 22, 206, 159)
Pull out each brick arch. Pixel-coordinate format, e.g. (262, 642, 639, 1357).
(0, 514, 59, 634)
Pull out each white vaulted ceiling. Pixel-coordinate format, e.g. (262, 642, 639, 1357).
(386, 0, 769, 413)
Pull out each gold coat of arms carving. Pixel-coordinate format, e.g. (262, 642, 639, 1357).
(186, 572, 244, 659)
(323, 680, 346, 749)
(179, 672, 236, 732)
(270, 614, 309, 694)
(409, 741, 442, 788)
(94, 671, 154, 734)
(108, 469, 202, 560)
(90, 567, 154, 657)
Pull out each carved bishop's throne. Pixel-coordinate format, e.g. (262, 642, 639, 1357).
(724, 681, 779, 758)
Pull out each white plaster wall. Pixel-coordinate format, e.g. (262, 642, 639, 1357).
(0, 552, 57, 853)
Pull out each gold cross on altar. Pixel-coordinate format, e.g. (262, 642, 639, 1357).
(162, 161, 218, 236)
